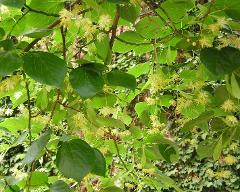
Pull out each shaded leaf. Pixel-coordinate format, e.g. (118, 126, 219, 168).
(23, 130, 52, 164)
(50, 180, 72, 192)
(0, 51, 23, 76)
(56, 139, 96, 181)
(23, 52, 67, 88)
(106, 71, 136, 90)
(69, 67, 104, 98)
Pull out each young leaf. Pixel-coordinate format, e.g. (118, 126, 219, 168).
(23, 130, 52, 164)
(36, 88, 48, 110)
(23, 52, 67, 88)
(29, 171, 48, 186)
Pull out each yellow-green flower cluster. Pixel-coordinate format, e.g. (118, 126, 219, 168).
(150, 115, 164, 129)
(99, 107, 116, 117)
(221, 99, 236, 112)
(73, 112, 88, 128)
(195, 91, 209, 105)
(0, 75, 22, 93)
(98, 14, 112, 31)
(199, 37, 212, 48)
(208, 17, 228, 33)
(225, 115, 238, 127)
(59, 9, 74, 27)
(176, 97, 192, 113)
(148, 74, 169, 93)
(206, 169, 231, 178)
(76, 17, 96, 41)
(224, 155, 238, 165)
(145, 97, 156, 105)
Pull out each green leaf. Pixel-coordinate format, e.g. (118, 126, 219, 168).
(0, 116, 44, 133)
(50, 180, 72, 192)
(23, 130, 52, 164)
(96, 116, 125, 129)
(135, 16, 170, 39)
(0, 28, 5, 40)
(227, 73, 240, 99)
(21, 28, 52, 38)
(90, 94, 117, 108)
(23, 52, 67, 88)
(36, 88, 48, 110)
(56, 139, 96, 181)
(119, 4, 140, 23)
(106, 71, 136, 90)
(157, 0, 194, 22)
(182, 111, 214, 132)
(91, 148, 106, 176)
(29, 0, 64, 14)
(224, 3, 240, 21)
(200, 47, 240, 75)
(145, 135, 179, 163)
(213, 135, 222, 161)
(0, 39, 13, 51)
(100, 187, 124, 192)
(1, 0, 25, 8)
(113, 31, 146, 53)
(0, 51, 23, 76)
(95, 34, 111, 63)
(181, 103, 205, 119)
(106, 0, 129, 4)
(197, 140, 215, 159)
(158, 47, 177, 65)
(29, 171, 48, 186)
(69, 67, 104, 98)
(128, 62, 151, 78)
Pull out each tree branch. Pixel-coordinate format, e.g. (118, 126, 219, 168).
(23, 73, 32, 144)
(60, 26, 67, 60)
(109, 6, 120, 49)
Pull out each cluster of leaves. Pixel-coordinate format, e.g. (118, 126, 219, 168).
(0, 0, 240, 191)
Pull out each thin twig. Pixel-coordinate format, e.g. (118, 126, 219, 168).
(113, 139, 129, 172)
(43, 89, 60, 130)
(60, 26, 67, 60)
(58, 101, 82, 112)
(23, 73, 32, 144)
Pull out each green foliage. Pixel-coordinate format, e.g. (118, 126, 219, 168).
(0, 0, 240, 191)
(23, 52, 67, 88)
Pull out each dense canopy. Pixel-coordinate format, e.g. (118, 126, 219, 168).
(0, 0, 240, 191)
